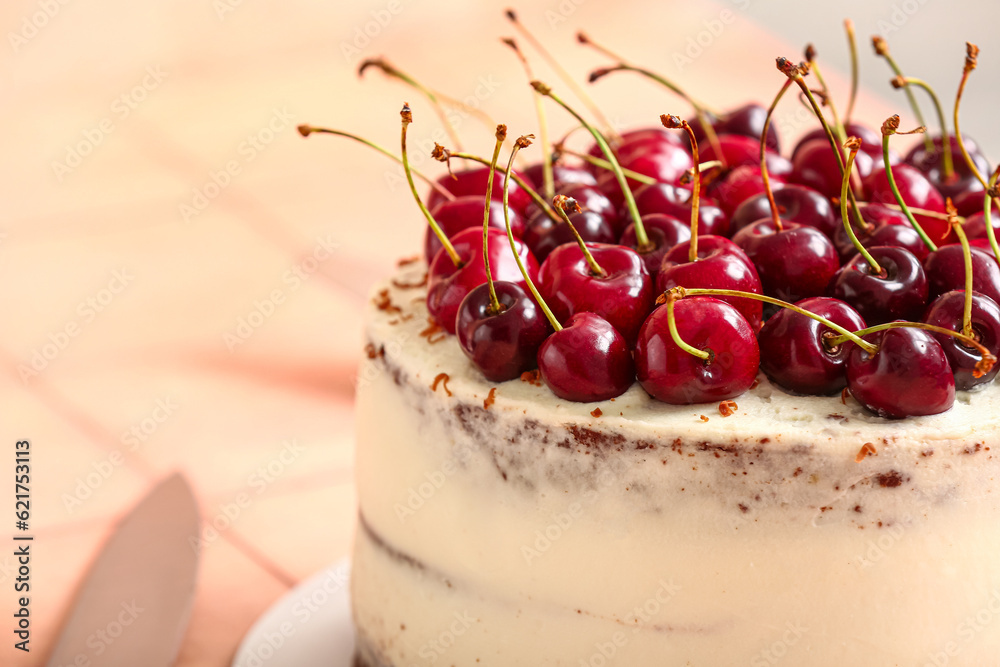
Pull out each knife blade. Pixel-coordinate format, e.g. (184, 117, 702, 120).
(45, 472, 201, 667)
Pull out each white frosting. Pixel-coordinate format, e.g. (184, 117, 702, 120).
(352, 264, 1000, 667)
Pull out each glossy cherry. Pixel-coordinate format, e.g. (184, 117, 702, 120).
(962, 206, 1000, 242)
(792, 122, 890, 164)
(631, 182, 728, 237)
(538, 242, 654, 345)
(689, 103, 780, 152)
(730, 184, 837, 238)
(922, 290, 1000, 389)
(619, 213, 691, 278)
(456, 281, 552, 381)
(523, 209, 616, 262)
(537, 312, 635, 402)
(828, 246, 929, 325)
(905, 134, 991, 202)
(923, 245, 1000, 305)
(758, 297, 867, 395)
(863, 164, 948, 244)
(791, 138, 875, 199)
(425, 196, 525, 263)
(521, 162, 597, 191)
(847, 326, 955, 418)
(426, 167, 533, 217)
(731, 219, 839, 302)
(427, 227, 539, 334)
(709, 164, 788, 217)
(634, 296, 760, 404)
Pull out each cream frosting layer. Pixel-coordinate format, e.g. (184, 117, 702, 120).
(352, 264, 1000, 666)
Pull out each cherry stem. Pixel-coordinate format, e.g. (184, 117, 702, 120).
(533, 80, 650, 250)
(871, 37, 933, 151)
(844, 20, 859, 124)
(483, 125, 508, 314)
(881, 116, 937, 251)
(400, 104, 461, 267)
(362, 58, 464, 151)
(503, 135, 562, 332)
(984, 166, 1000, 267)
(661, 115, 701, 261)
(830, 321, 997, 377)
(954, 43, 993, 193)
(761, 77, 795, 230)
(947, 200, 974, 338)
(665, 292, 712, 362)
(588, 63, 725, 165)
(667, 286, 879, 355)
(552, 145, 656, 184)
(838, 199, 963, 223)
(840, 138, 883, 275)
(432, 146, 561, 223)
(505, 9, 620, 143)
(553, 195, 606, 277)
(503, 37, 554, 200)
(892, 76, 954, 181)
(805, 46, 847, 146)
(297, 125, 456, 202)
(783, 58, 865, 225)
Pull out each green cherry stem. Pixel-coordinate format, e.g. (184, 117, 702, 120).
(828, 321, 996, 376)
(664, 286, 879, 355)
(482, 124, 508, 314)
(661, 115, 701, 260)
(587, 62, 725, 165)
(881, 115, 937, 251)
(840, 137, 883, 275)
(503, 37, 555, 200)
(805, 44, 847, 146)
(506, 9, 619, 143)
(551, 145, 657, 185)
(844, 20, 859, 125)
(892, 75, 954, 181)
(400, 104, 461, 267)
(871, 36, 933, 151)
(665, 292, 711, 361)
(533, 79, 650, 251)
(947, 200, 974, 338)
(430, 144, 561, 224)
(553, 195, 606, 277)
(984, 166, 1000, 266)
(503, 135, 562, 332)
(760, 76, 795, 230)
(297, 125, 456, 202)
(362, 58, 464, 151)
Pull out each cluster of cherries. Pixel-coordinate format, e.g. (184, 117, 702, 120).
(302, 18, 1000, 418)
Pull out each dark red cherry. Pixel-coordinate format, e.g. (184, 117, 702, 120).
(709, 164, 788, 217)
(847, 326, 955, 418)
(953, 186, 992, 218)
(425, 196, 525, 263)
(427, 227, 539, 334)
(730, 184, 837, 238)
(426, 167, 533, 217)
(758, 297, 867, 395)
(922, 290, 1000, 389)
(828, 246, 929, 325)
(924, 245, 1000, 305)
(619, 213, 691, 278)
(905, 134, 991, 202)
(521, 162, 598, 190)
(631, 182, 728, 236)
(586, 127, 683, 173)
(831, 204, 913, 263)
(548, 183, 619, 234)
(537, 312, 634, 402)
(792, 122, 891, 164)
(456, 281, 553, 382)
(657, 236, 764, 330)
(597, 144, 695, 209)
(699, 134, 789, 173)
(689, 103, 780, 152)
(962, 205, 1000, 242)
(863, 164, 949, 244)
(523, 209, 616, 263)
(538, 242, 654, 345)
(791, 138, 875, 199)
(731, 219, 839, 302)
(634, 296, 760, 404)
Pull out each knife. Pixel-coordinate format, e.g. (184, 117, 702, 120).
(45, 472, 201, 667)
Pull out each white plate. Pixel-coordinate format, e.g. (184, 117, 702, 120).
(231, 559, 354, 667)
